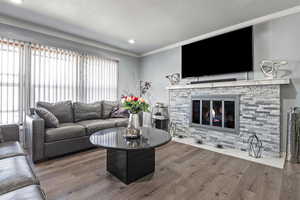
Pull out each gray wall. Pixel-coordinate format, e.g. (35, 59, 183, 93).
(140, 48, 181, 104)
(254, 14, 300, 152)
(140, 12, 300, 152)
(0, 23, 140, 98)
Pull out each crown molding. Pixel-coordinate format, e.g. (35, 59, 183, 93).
(0, 15, 140, 58)
(141, 5, 300, 57)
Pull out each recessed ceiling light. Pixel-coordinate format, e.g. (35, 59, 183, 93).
(10, 0, 23, 4)
(128, 39, 135, 44)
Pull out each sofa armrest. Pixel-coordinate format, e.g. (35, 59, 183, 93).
(26, 114, 45, 163)
(0, 124, 19, 142)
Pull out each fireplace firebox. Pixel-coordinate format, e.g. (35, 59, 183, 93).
(191, 95, 239, 134)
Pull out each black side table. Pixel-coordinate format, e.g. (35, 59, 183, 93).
(152, 115, 169, 131)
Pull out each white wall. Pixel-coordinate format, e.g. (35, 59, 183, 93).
(0, 23, 140, 99)
(140, 12, 300, 152)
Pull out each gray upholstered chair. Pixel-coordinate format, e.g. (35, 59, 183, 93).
(0, 124, 46, 200)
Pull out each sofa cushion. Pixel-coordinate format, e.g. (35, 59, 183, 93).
(0, 142, 25, 160)
(0, 125, 19, 142)
(35, 107, 59, 128)
(37, 101, 73, 123)
(0, 185, 46, 200)
(0, 128, 3, 143)
(114, 118, 129, 127)
(73, 101, 102, 122)
(45, 123, 86, 143)
(0, 156, 39, 195)
(77, 118, 126, 135)
(102, 101, 119, 119)
(111, 106, 129, 118)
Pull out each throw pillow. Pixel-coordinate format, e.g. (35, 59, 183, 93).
(111, 106, 129, 118)
(37, 100, 73, 123)
(73, 102, 102, 122)
(102, 101, 119, 119)
(0, 128, 4, 143)
(35, 107, 60, 128)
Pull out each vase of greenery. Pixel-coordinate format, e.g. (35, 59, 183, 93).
(122, 96, 150, 137)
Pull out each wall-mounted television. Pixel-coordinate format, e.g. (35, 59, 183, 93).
(181, 26, 253, 78)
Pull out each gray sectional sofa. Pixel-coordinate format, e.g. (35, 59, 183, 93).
(26, 100, 129, 163)
(0, 124, 46, 200)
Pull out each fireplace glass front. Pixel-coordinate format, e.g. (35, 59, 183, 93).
(224, 101, 235, 129)
(191, 95, 239, 134)
(202, 100, 210, 125)
(212, 101, 222, 127)
(192, 100, 200, 124)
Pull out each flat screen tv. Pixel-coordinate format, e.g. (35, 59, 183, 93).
(181, 26, 253, 78)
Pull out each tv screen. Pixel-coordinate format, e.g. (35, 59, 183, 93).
(181, 26, 253, 78)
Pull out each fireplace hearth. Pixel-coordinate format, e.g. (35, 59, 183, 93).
(191, 95, 239, 134)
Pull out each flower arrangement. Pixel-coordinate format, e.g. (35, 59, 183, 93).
(121, 96, 150, 114)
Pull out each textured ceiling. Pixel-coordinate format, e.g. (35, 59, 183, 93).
(0, 0, 300, 55)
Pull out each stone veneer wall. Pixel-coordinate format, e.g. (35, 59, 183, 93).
(169, 85, 281, 157)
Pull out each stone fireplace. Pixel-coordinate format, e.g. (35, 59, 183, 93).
(167, 79, 290, 158)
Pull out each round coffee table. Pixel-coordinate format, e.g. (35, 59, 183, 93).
(90, 127, 171, 184)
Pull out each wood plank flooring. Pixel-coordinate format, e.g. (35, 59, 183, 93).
(34, 142, 300, 200)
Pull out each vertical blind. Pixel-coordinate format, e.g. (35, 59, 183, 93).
(0, 37, 119, 124)
(83, 55, 118, 102)
(30, 44, 81, 105)
(0, 38, 24, 124)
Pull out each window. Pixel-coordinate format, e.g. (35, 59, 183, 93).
(0, 37, 118, 124)
(0, 38, 24, 124)
(30, 46, 118, 105)
(30, 45, 80, 105)
(83, 55, 118, 102)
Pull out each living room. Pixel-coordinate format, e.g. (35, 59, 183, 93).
(0, 0, 300, 200)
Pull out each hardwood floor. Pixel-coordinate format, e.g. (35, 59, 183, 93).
(34, 142, 300, 200)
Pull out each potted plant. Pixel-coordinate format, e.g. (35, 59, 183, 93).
(121, 96, 150, 137)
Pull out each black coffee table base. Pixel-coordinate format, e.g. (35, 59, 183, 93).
(107, 148, 155, 184)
